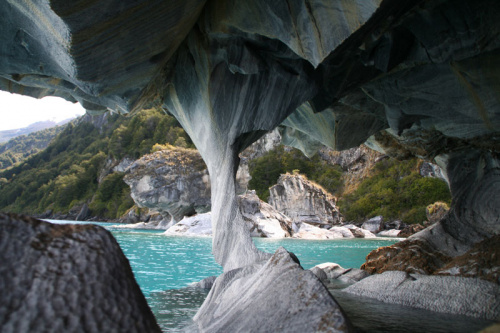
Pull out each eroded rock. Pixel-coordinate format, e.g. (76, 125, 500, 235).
(124, 147, 210, 223)
(343, 271, 500, 320)
(269, 173, 341, 228)
(194, 247, 352, 332)
(0, 213, 160, 332)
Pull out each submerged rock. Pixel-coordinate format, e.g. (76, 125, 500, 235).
(269, 173, 341, 228)
(194, 247, 352, 332)
(0, 213, 160, 332)
(343, 271, 500, 320)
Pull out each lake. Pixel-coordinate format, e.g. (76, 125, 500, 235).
(46, 220, 493, 332)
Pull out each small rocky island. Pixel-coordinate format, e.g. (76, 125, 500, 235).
(0, 0, 499, 332)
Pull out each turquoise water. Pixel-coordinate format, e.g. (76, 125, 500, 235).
(49, 221, 495, 332)
(47, 220, 401, 331)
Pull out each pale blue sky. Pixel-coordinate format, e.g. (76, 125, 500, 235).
(0, 91, 86, 131)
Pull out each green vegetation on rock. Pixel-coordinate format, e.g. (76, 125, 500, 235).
(0, 108, 191, 219)
(338, 158, 451, 224)
(248, 146, 343, 201)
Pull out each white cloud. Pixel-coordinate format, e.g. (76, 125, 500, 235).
(0, 91, 86, 131)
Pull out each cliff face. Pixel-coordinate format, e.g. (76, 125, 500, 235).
(1, 0, 500, 331)
(123, 148, 210, 222)
(269, 173, 341, 227)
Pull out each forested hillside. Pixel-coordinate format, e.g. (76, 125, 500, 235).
(248, 147, 451, 224)
(0, 108, 192, 219)
(0, 125, 67, 171)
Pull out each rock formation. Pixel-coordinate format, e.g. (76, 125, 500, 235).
(343, 271, 500, 320)
(194, 248, 352, 332)
(0, 213, 160, 332)
(269, 173, 342, 228)
(123, 147, 210, 222)
(1, 0, 500, 330)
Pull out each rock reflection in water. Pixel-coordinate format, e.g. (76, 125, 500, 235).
(330, 289, 494, 333)
(148, 287, 208, 332)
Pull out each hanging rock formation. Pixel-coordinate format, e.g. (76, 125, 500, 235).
(1, 0, 500, 330)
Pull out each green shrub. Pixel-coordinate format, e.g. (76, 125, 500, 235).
(248, 146, 344, 201)
(338, 159, 451, 224)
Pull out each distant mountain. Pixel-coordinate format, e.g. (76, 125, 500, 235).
(0, 122, 71, 171)
(0, 118, 75, 143)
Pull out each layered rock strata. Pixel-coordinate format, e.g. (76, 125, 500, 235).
(1, 0, 500, 330)
(194, 248, 352, 332)
(0, 213, 160, 332)
(123, 147, 210, 222)
(269, 173, 341, 228)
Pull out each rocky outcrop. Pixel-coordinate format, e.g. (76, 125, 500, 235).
(194, 248, 352, 332)
(269, 173, 341, 228)
(123, 147, 210, 222)
(164, 193, 294, 238)
(1, 0, 500, 330)
(238, 191, 295, 238)
(343, 271, 500, 320)
(0, 213, 160, 332)
(164, 212, 212, 236)
(362, 235, 500, 284)
(361, 216, 384, 234)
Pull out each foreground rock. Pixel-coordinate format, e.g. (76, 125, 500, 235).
(0, 213, 160, 332)
(269, 173, 341, 228)
(343, 271, 500, 320)
(194, 248, 351, 332)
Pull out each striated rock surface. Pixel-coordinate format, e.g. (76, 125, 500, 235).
(269, 173, 341, 228)
(238, 191, 295, 238)
(1, 0, 500, 329)
(194, 247, 352, 332)
(343, 271, 500, 320)
(123, 147, 210, 222)
(0, 213, 160, 332)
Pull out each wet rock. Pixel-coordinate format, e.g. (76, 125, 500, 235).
(0, 213, 160, 332)
(343, 271, 500, 320)
(191, 276, 218, 290)
(194, 248, 352, 332)
(269, 173, 341, 228)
